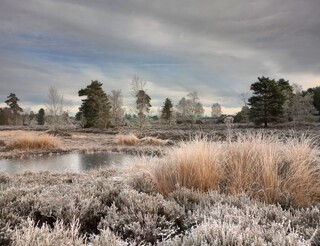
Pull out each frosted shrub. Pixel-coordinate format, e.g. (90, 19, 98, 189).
(0, 157, 318, 245)
(161, 191, 317, 245)
(12, 218, 85, 246)
(89, 229, 126, 245)
(99, 189, 192, 244)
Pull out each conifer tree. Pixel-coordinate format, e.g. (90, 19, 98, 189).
(5, 93, 23, 125)
(248, 76, 285, 127)
(78, 80, 110, 128)
(37, 108, 45, 125)
(161, 98, 173, 122)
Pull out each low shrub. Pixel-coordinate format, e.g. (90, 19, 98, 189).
(0, 169, 318, 245)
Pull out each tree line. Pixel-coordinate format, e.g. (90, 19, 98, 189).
(236, 76, 320, 127)
(1, 75, 320, 129)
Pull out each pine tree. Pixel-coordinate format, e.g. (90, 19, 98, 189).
(37, 108, 45, 125)
(161, 98, 173, 122)
(248, 76, 286, 127)
(5, 93, 23, 125)
(78, 80, 111, 128)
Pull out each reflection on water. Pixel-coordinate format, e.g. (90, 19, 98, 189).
(0, 152, 130, 174)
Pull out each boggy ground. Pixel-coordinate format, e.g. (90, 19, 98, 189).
(0, 127, 172, 159)
(1, 123, 320, 159)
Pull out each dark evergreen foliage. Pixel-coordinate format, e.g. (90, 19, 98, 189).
(78, 80, 111, 128)
(306, 86, 320, 115)
(37, 108, 45, 125)
(248, 76, 286, 127)
(5, 93, 23, 125)
(161, 98, 173, 121)
(0, 108, 11, 125)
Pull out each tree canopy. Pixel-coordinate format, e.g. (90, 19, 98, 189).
(78, 80, 110, 128)
(5, 93, 23, 125)
(161, 98, 173, 122)
(248, 76, 286, 127)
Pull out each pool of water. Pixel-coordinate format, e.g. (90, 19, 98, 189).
(0, 152, 130, 174)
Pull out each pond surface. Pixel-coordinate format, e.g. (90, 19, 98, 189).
(0, 152, 130, 174)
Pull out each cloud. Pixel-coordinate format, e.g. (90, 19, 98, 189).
(0, 0, 319, 115)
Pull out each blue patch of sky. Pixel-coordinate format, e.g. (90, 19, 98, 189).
(12, 32, 187, 75)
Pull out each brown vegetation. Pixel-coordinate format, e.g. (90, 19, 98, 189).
(6, 131, 61, 150)
(147, 132, 320, 207)
(115, 134, 173, 146)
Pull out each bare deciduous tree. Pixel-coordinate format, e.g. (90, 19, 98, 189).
(211, 103, 221, 117)
(131, 75, 147, 96)
(108, 90, 125, 127)
(46, 86, 64, 130)
(176, 91, 204, 122)
(290, 83, 317, 125)
(131, 76, 151, 134)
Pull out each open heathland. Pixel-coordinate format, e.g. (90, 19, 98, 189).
(0, 126, 320, 245)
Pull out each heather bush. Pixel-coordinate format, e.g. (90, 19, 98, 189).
(99, 189, 193, 244)
(12, 218, 85, 246)
(162, 191, 318, 245)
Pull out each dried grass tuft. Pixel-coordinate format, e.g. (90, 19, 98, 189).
(7, 131, 61, 150)
(115, 134, 172, 146)
(146, 132, 320, 207)
(115, 134, 140, 146)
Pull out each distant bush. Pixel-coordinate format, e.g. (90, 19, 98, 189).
(148, 132, 320, 207)
(7, 131, 60, 150)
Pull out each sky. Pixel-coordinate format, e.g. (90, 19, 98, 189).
(1, 0, 320, 116)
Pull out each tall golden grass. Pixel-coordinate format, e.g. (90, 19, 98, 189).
(147, 132, 320, 207)
(7, 131, 61, 150)
(115, 134, 140, 146)
(115, 134, 172, 146)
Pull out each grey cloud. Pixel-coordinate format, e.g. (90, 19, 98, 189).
(1, 0, 319, 114)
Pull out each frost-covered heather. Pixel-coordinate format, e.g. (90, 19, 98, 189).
(0, 165, 319, 245)
(148, 132, 320, 207)
(5, 131, 61, 150)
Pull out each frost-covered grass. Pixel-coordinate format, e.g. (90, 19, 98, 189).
(5, 131, 61, 150)
(0, 130, 320, 245)
(148, 132, 320, 207)
(0, 166, 319, 245)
